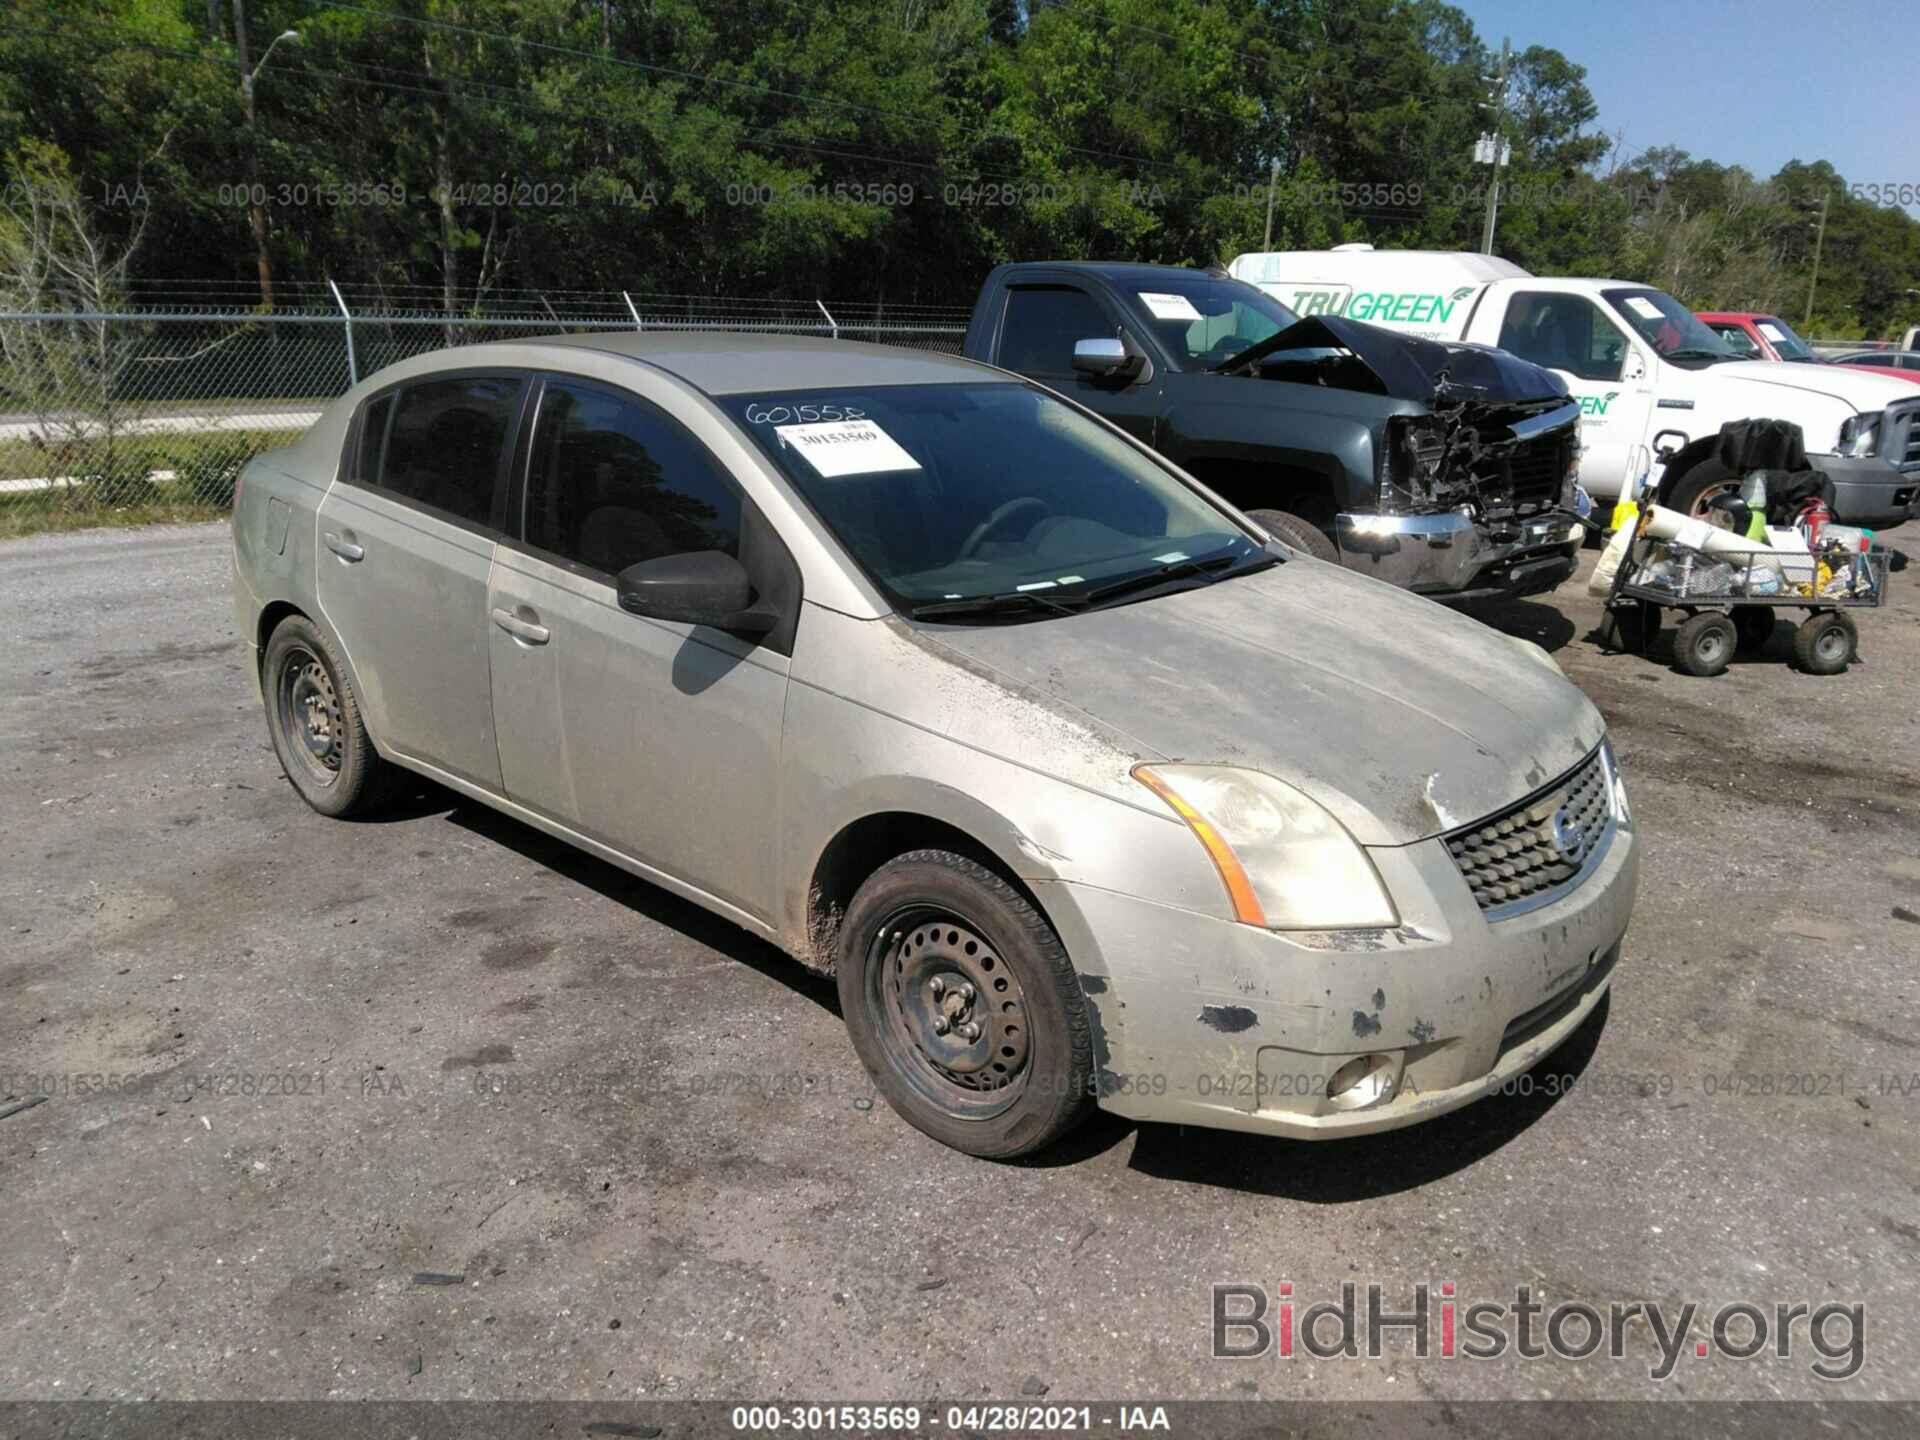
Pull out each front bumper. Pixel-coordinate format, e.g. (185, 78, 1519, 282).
(1815, 452, 1918, 530)
(1336, 508, 1582, 603)
(1035, 815, 1639, 1140)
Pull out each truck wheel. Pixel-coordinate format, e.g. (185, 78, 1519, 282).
(1673, 611, 1736, 677)
(1733, 608, 1776, 652)
(262, 614, 393, 817)
(1664, 462, 1741, 527)
(1245, 508, 1338, 562)
(836, 850, 1093, 1160)
(1792, 611, 1857, 675)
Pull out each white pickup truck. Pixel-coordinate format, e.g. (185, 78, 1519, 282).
(1228, 246, 1920, 530)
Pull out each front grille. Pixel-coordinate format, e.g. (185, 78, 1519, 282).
(1444, 748, 1611, 912)
(1897, 405, 1920, 468)
(1504, 437, 1568, 507)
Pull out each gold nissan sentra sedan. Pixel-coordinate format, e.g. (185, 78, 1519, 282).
(232, 332, 1636, 1159)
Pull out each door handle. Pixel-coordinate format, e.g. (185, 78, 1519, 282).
(323, 531, 364, 562)
(491, 607, 550, 645)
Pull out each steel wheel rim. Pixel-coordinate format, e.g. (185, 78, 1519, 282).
(1814, 625, 1849, 664)
(866, 905, 1030, 1119)
(278, 646, 342, 786)
(1696, 627, 1730, 667)
(1687, 478, 1741, 528)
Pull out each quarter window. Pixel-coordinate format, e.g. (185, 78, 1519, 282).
(1498, 293, 1628, 383)
(372, 376, 522, 527)
(523, 380, 741, 576)
(997, 285, 1116, 375)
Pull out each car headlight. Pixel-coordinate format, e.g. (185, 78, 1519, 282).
(1839, 413, 1882, 458)
(1132, 764, 1397, 929)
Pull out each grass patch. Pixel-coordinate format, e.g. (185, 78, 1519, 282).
(0, 500, 231, 540)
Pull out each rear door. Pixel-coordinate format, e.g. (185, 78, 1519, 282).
(487, 374, 793, 923)
(1494, 290, 1653, 497)
(316, 371, 527, 790)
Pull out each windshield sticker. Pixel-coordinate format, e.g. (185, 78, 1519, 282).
(744, 401, 867, 425)
(1139, 291, 1203, 322)
(774, 419, 921, 478)
(1015, 580, 1058, 591)
(1757, 322, 1788, 343)
(1153, 550, 1189, 563)
(1624, 296, 1664, 321)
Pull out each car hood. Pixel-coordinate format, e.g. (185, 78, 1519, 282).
(916, 561, 1605, 847)
(1709, 358, 1916, 409)
(1217, 314, 1570, 405)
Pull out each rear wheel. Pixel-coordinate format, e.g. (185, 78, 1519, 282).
(1673, 610, 1737, 677)
(836, 850, 1093, 1159)
(1792, 611, 1857, 675)
(262, 614, 392, 817)
(1245, 507, 1339, 563)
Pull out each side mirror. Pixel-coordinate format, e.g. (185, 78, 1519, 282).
(1072, 336, 1141, 380)
(616, 550, 774, 634)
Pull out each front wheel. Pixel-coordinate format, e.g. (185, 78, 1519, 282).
(1673, 610, 1737, 677)
(1792, 611, 1857, 675)
(836, 850, 1094, 1159)
(1245, 508, 1339, 563)
(262, 614, 393, 817)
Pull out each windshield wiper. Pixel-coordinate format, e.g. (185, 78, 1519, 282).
(1664, 347, 1732, 362)
(1080, 550, 1274, 610)
(907, 590, 1086, 623)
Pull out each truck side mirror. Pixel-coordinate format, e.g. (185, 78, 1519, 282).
(1072, 337, 1141, 380)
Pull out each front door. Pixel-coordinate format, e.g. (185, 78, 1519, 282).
(315, 372, 526, 790)
(1496, 291, 1654, 498)
(487, 375, 792, 923)
(993, 282, 1163, 446)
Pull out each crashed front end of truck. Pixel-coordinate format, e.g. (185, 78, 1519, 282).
(1228, 315, 1587, 602)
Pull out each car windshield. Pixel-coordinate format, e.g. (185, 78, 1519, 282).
(721, 383, 1267, 617)
(1121, 275, 1299, 369)
(1753, 316, 1816, 361)
(1604, 287, 1738, 365)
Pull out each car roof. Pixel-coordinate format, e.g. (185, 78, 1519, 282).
(515, 330, 1003, 396)
(1000, 260, 1230, 284)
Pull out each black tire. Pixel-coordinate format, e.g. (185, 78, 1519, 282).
(1733, 607, 1776, 653)
(1792, 611, 1857, 675)
(1673, 610, 1736, 677)
(262, 613, 393, 817)
(1664, 462, 1743, 528)
(836, 849, 1093, 1159)
(1245, 507, 1339, 563)
(1598, 601, 1660, 652)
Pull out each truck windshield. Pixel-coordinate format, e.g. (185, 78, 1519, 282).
(1121, 276, 1299, 369)
(1603, 288, 1739, 368)
(720, 383, 1268, 618)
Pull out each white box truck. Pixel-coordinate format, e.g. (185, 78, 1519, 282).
(1227, 245, 1920, 530)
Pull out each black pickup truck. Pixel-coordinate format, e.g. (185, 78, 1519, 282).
(962, 261, 1588, 602)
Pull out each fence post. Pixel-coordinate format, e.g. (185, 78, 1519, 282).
(816, 299, 839, 339)
(622, 291, 643, 331)
(328, 278, 358, 386)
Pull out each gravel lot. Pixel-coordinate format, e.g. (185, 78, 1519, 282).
(2, 521, 1917, 1408)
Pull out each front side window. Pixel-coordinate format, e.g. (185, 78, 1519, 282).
(376, 375, 522, 526)
(1708, 323, 1760, 358)
(996, 286, 1117, 375)
(720, 383, 1265, 615)
(1498, 293, 1629, 382)
(523, 379, 741, 576)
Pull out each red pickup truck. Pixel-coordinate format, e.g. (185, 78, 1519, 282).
(1698, 311, 1920, 385)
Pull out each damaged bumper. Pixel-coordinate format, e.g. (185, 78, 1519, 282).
(1035, 810, 1638, 1141)
(1336, 508, 1582, 601)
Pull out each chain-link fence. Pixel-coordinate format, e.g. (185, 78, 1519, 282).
(0, 292, 969, 532)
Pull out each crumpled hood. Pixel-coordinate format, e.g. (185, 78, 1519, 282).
(918, 561, 1605, 847)
(1221, 314, 1570, 405)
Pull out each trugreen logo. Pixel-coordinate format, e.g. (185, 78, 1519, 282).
(1579, 390, 1621, 417)
(1287, 288, 1461, 326)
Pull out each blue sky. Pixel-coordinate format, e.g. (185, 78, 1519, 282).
(1454, 0, 1915, 203)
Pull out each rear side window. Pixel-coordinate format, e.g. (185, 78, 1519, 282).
(370, 376, 523, 527)
(523, 379, 741, 576)
(352, 393, 393, 484)
(997, 285, 1115, 375)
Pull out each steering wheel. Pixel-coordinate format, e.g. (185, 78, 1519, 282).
(958, 497, 1050, 560)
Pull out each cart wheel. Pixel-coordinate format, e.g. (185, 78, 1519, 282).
(1792, 611, 1857, 675)
(1673, 611, 1736, 677)
(1599, 601, 1660, 652)
(1733, 608, 1776, 653)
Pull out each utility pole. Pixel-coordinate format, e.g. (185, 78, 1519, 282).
(1478, 38, 1512, 256)
(231, 3, 298, 310)
(1261, 158, 1280, 251)
(1803, 188, 1831, 330)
